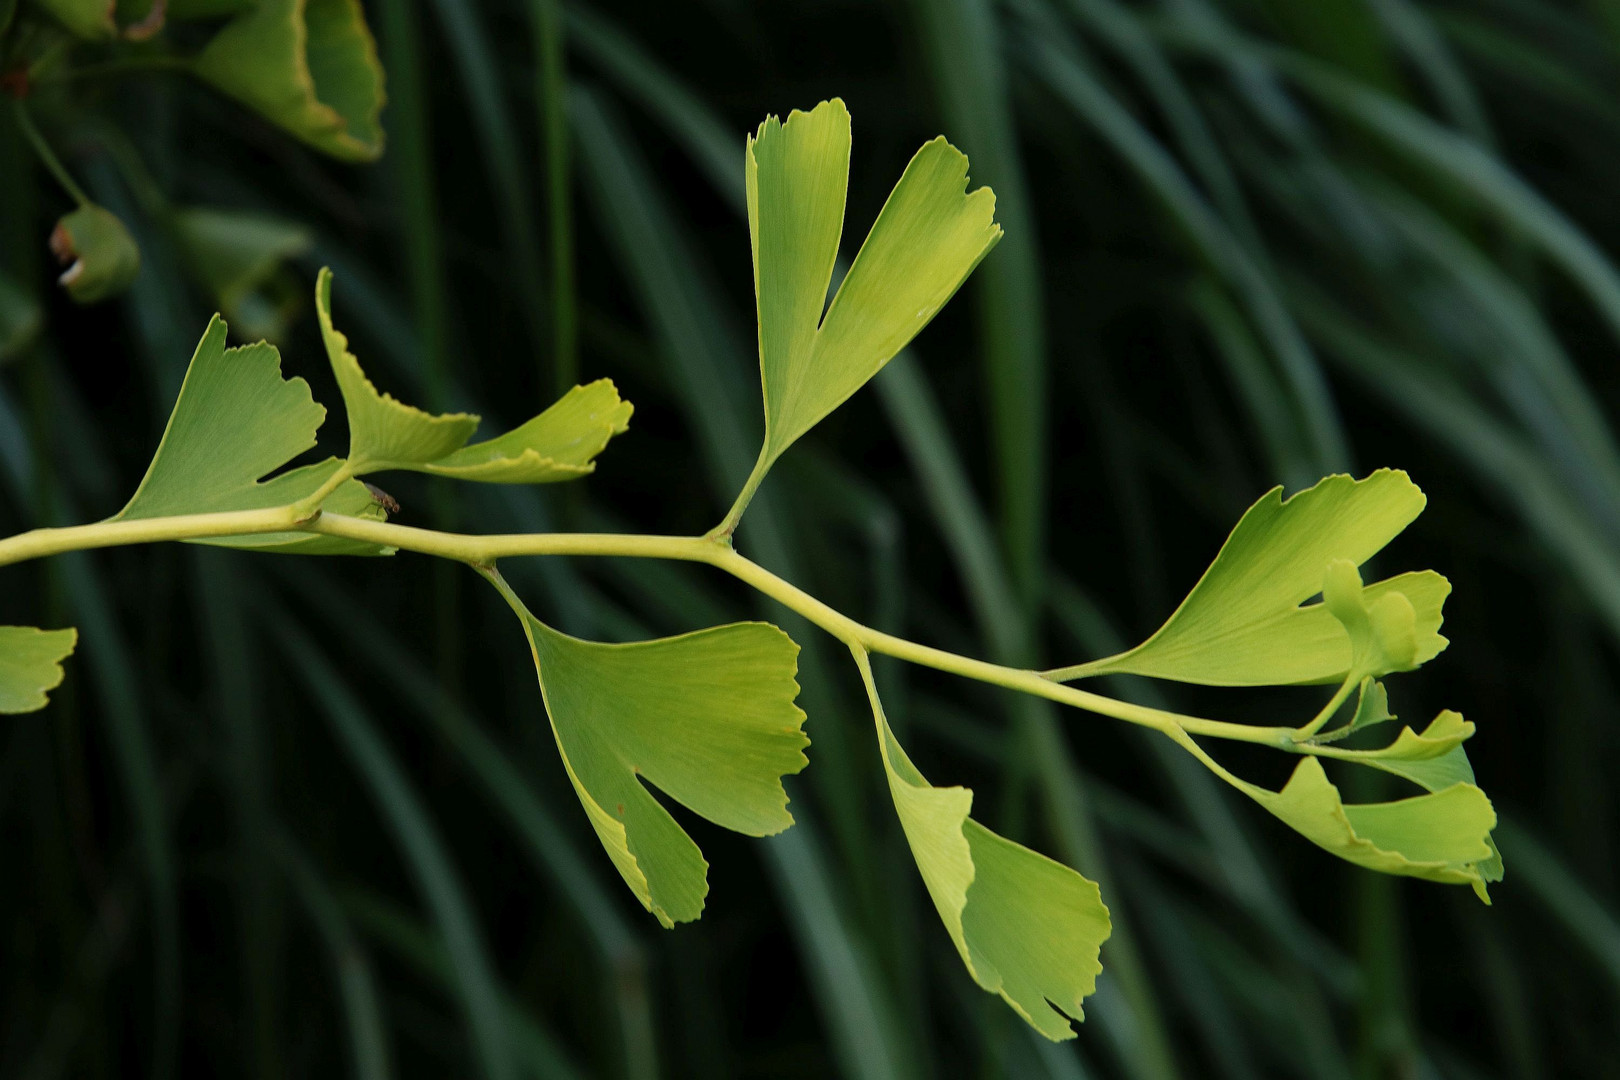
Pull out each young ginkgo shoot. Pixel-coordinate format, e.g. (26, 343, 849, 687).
(0, 99, 1498, 1041)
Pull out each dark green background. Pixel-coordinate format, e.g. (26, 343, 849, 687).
(3, 0, 1618, 1077)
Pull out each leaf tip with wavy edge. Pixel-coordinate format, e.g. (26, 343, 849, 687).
(0, 627, 79, 714)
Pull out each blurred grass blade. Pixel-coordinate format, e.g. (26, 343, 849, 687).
(425, 0, 550, 385)
(342, 890, 590, 1080)
(567, 7, 744, 209)
(1497, 817, 1620, 994)
(763, 823, 915, 1080)
(1022, 21, 1345, 479)
(59, 552, 180, 1080)
(909, 0, 1047, 604)
(270, 568, 658, 1078)
(272, 833, 392, 1080)
(1162, 24, 1620, 352)
(270, 618, 515, 1080)
(532, 0, 576, 394)
(194, 551, 282, 1078)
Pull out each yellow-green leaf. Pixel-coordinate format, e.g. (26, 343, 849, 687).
(1063, 471, 1449, 686)
(749, 99, 1001, 465)
(0, 627, 78, 714)
(1322, 559, 1421, 680)
(316, 268, 479, 473)
(854, 650, 1108, 1040)
(115, 313, 390, 555)
(492, 576, 809, 928)
(193, 0, 386, 162)
(1309, 700, 1503, 899)
(317, 269, 631, 483)
(420, 380, 633, 483)
(1219, 750, 1496, 895)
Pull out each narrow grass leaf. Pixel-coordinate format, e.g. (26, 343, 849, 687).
(273, 620, 515, 1080)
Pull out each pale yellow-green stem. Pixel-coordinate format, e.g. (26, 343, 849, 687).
(289, 460, 358, 518)
(705, 446, 773, 542)
(0, 505, 1310, 754)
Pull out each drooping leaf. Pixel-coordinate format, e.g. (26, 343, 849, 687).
(317, 269, 631, 482)
(50, 206, 141, 304)
(115, 314, 391, 555)
(749, 99, 1002, 466)
(0, 626, 78, 714)
(490, 574, 809, 928)
(853, 650, 1109, 1040)
(193, 0, 386, 163)
(419, 380, 633, 483)
(1059, 471, 1450, 685)
(1310, 701, 1504, 898)
(173, 207, 312, 342)
(1222, 750, 1496, 896)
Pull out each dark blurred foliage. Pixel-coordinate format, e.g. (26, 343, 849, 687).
(3, 0, 1620, 1077)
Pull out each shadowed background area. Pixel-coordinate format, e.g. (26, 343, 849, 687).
(2, 0, 1618, 1076)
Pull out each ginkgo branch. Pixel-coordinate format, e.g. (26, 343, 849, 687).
(0, 506, 1302, 751)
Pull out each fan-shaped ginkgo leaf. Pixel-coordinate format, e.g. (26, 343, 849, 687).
(748, 99, 1002, 466)
(114, 314, 391, 555)
(1056, 471, 1449, 686)
(317, 269, 632, 483)
(0, 627, 78, 714)
(853, 650, 1109, 1041)
(489, 574, 809, 928)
